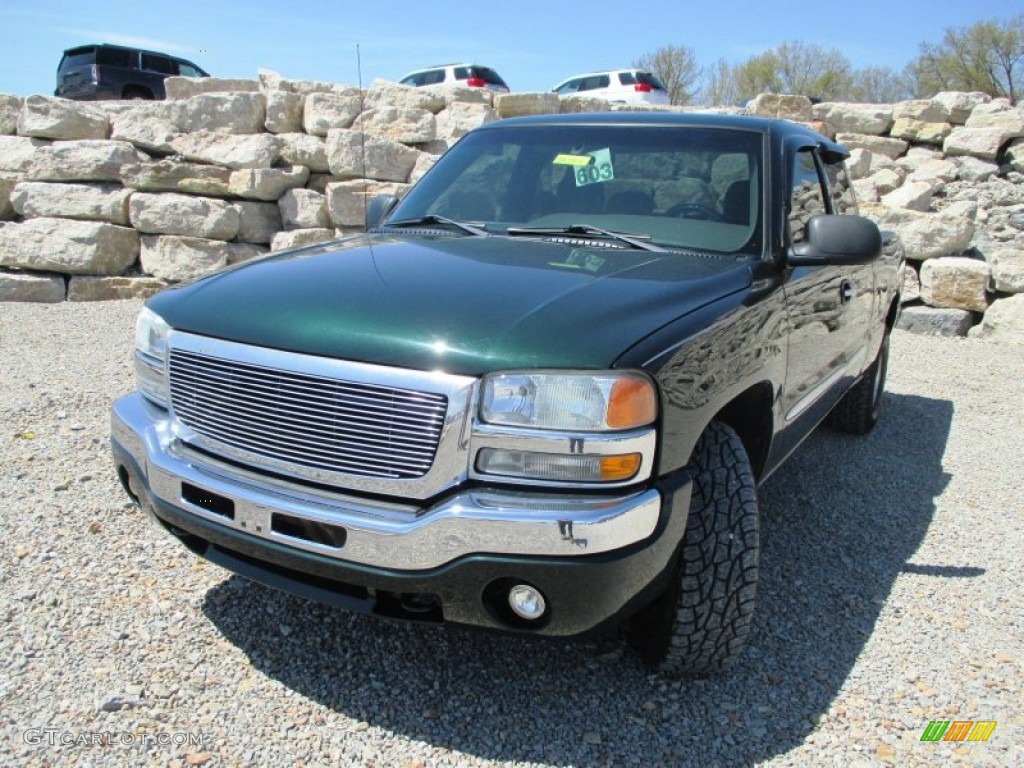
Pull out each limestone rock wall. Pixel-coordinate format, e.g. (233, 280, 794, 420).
(0, 74, 497, 302)
(0, 77, 1021, 343)
(796, 93, 1023, 342)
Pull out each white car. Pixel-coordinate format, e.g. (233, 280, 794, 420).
(551, 69, 670, 105)
(399, 63, 510, 93)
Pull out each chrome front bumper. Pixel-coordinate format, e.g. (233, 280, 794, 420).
(112, 393, 662, 571)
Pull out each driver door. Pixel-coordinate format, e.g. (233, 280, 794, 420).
(780, 147, 874, 428)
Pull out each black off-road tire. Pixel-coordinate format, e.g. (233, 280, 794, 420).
(827, 332, 890, 436)
(627, 421, 760, 677)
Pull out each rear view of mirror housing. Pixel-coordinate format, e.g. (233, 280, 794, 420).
(788, 214, 882, 267)
(365, 194, 400, 230)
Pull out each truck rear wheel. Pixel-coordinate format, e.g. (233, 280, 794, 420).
(827, 332, 890, 435)
(628, 421, 760, 676)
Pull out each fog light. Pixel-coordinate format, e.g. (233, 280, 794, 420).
(508, 584, 547, 620)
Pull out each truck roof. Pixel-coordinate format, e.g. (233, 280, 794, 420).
(483, 111, 849, 159)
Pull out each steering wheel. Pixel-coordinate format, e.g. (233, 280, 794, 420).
(667, 202, 723, 221)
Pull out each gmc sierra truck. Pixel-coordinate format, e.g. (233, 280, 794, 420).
(111, 112, 903, 676)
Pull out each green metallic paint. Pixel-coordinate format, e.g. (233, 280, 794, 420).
(148, 234, 752, 376)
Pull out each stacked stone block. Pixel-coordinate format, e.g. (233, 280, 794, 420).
(0, 76, 503, 302)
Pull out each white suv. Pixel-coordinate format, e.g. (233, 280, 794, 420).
(399, 63, 510, 93)
(551, 69, 670, 105)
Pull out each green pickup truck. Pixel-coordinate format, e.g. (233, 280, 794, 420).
(111, 112, 904, 676)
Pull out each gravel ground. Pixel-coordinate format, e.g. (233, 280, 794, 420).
(1, 300, 1021, 768)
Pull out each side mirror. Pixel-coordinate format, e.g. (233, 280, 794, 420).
(365, 194, 400, 230)
(788, 214, 882, 267)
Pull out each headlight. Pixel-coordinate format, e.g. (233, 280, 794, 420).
(134, 307, 171, 406)
(481, 372, 656, 432)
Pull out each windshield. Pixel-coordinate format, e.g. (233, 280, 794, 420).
(390, 124, 764, 254)
(465, 66, 507, 87)
(59, 48, 97, 71)
(635, 71, 668, 91)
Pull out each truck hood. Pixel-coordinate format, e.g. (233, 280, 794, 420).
(149, 234, 752, 375)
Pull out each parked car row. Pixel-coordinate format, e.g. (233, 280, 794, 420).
(53, 43, 670, 106)
(398, 63, 671, 105)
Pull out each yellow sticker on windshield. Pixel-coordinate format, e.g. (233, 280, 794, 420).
(553, 153, 593, 167)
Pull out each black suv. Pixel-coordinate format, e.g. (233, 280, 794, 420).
(55, 44, 209, 101)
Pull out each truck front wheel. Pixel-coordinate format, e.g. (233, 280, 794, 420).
(628, 421, 760, 676)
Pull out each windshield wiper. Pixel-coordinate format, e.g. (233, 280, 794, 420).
(505, 224, 665, 252)
(383, 215, 489, 237)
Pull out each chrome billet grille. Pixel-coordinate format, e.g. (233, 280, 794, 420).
(168, 350, 448, 479)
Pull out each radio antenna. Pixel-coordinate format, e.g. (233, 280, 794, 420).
(357, 44, 368, 231)
(355, 44, 384, 285)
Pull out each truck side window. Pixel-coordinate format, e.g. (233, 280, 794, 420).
(824, 160, 858, 215)
(97, 48, 133, 68)
(788, 149, 826, 244)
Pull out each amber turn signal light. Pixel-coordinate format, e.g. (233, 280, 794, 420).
(606, 377, 657, 429)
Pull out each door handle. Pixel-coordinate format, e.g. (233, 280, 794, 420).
(840, 280, 854, 304)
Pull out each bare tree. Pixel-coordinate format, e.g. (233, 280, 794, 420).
(850, 66, 914, 103)
(633, 45, 702, 105)
(907, 14, 1024, 101)
(733, 41, 854, 102)
(700, 58, 740, 107)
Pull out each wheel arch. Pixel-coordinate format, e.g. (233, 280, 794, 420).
(655, 378, 779, 484)
(121, 85, 154, 99)
(709, 381, 775, 482)
(885, 294, 900, 331)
